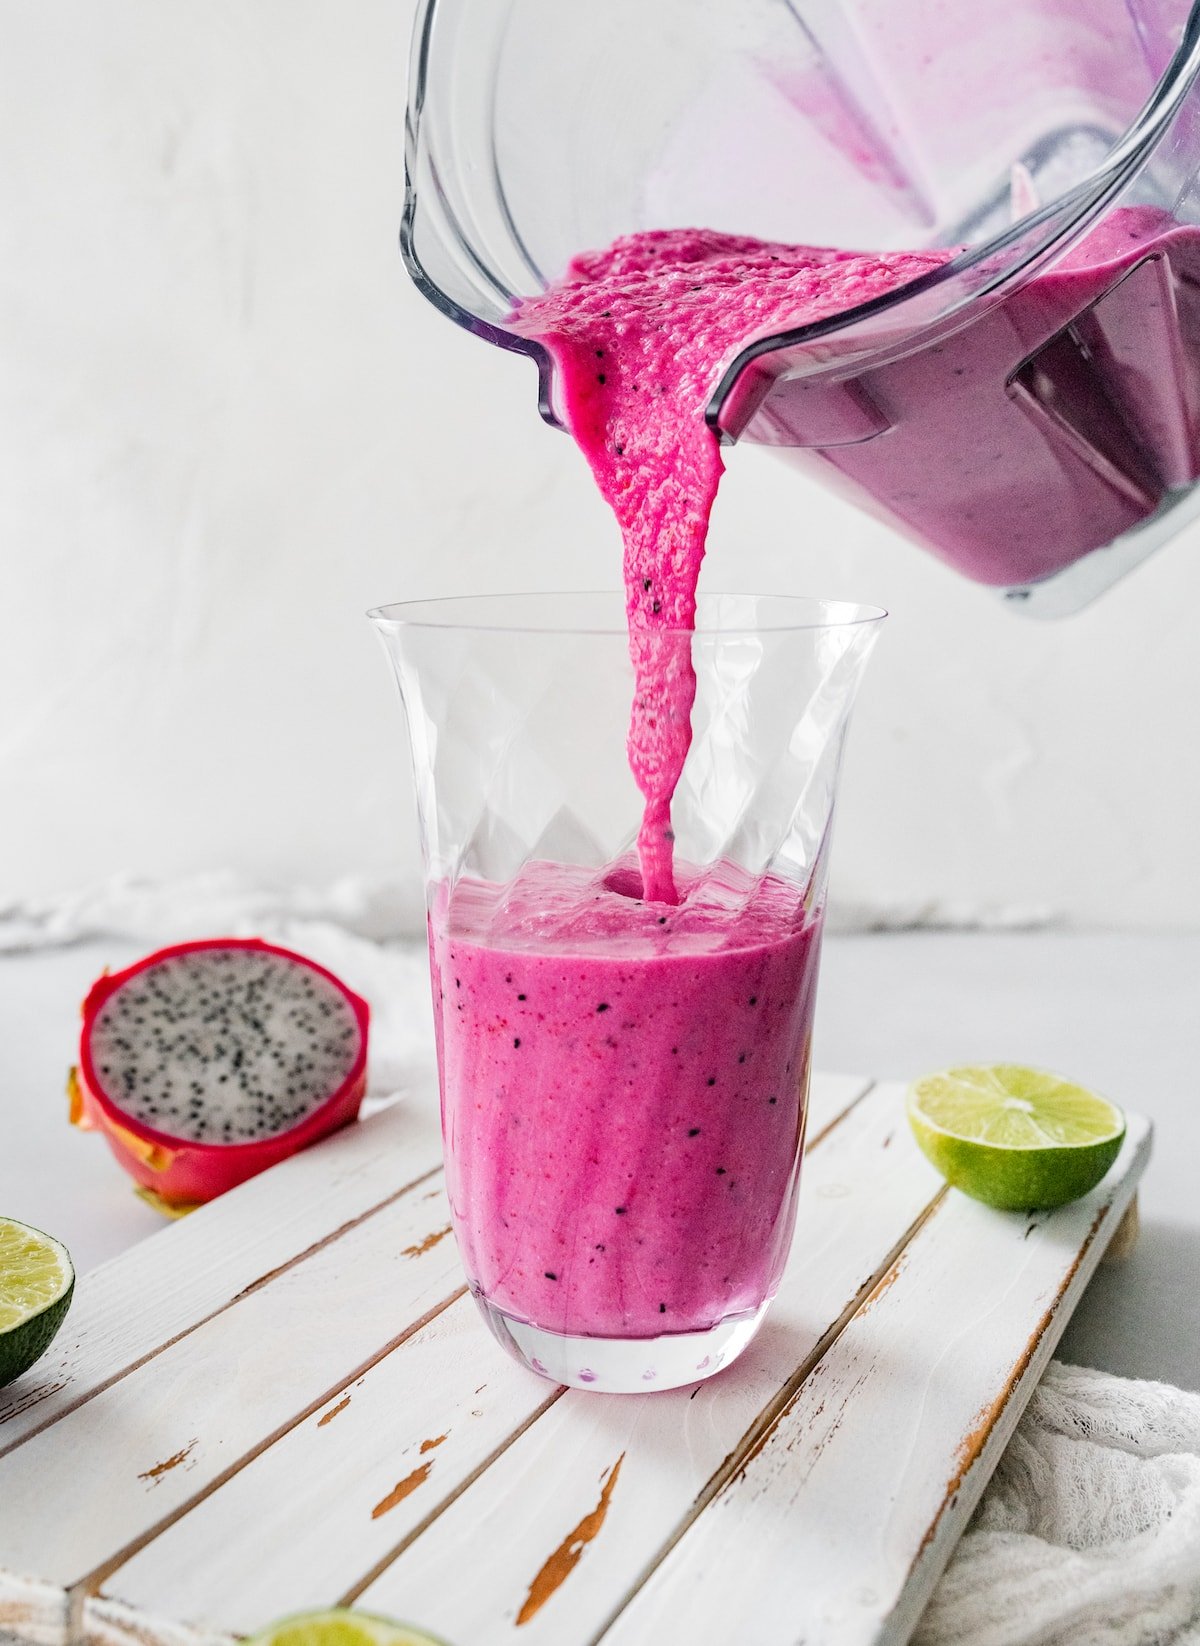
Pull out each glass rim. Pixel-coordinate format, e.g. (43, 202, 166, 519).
(366, 590, 888, 635)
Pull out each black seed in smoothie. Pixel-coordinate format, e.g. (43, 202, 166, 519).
(658, 916, 667, 924)
(595, 1243, 606, 1251)
(659, 1303, 667, 1313)
(517, 993, 526, 1001)
(615, 443, 624, 455)
(688, 1127, 701, 1137)
(596, 1002, 610, 1013)
(749, 996, 758, 1006)
(706, 1077, 716, 1086)
(615, 1206, 627, 1215)
(454, 978, 460, 988)
(715, 1167, 727, 1176)
(769, 1097, 778, 1105)
(513, 1038, 521, 1048)
(544, 1271, 557, 1281)
(597, 373, 607, 385)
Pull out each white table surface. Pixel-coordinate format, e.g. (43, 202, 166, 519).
(3, 933, 1197, 1389)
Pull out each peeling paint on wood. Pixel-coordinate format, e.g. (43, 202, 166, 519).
(917, 1199, 1115, 1562)
(370, 1463, 433, 1519)
(137, 1441, 197, 1485)
(516, 1454, 625, 1626)
(861, 1250, 907, 1311)
(418, 1435, 446, 1455)
(400, 1226, 452, 1260)
(317, 1397, 351, 1428)
(0, 1382, 65, 1429)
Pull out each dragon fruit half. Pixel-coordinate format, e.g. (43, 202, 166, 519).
(69, 938, 370, 1207)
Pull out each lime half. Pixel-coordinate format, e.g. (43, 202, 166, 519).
(245, 1612, 449, 1646)
(0, 1218, 75, 1387)
(907, 1065, 1126, 1211)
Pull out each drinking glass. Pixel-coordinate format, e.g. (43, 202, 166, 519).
(370, 592, 883, 1391)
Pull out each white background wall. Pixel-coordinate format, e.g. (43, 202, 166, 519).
(2, 1, 1198, 933)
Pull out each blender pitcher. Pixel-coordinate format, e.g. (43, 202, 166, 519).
(401, 0, 1200, 615)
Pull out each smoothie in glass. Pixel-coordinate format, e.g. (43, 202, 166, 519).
(429, 861, 820, 1367)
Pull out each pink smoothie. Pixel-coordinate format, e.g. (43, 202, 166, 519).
(513, 209, 1200, 893)
(512, 230, 948, 901)
(429, 860, 821, 1341)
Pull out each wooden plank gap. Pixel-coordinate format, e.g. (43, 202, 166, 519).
(73, 1285, 469, 1609)
(582, 1185, 949, 1646)
(806, 1078, 877, 1151)
(229, 1165, 444, 1304)
(338, 1384, 568, 1607)
(0, 1160, 445, 1465)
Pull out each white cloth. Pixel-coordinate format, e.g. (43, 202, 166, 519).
(919, 1360, 1200, 1645)
(0, 868, 1053, 949)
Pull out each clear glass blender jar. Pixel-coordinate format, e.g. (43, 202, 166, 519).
(402, 0, 1200, 615)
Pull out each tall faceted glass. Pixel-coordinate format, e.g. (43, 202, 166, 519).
(370, 592, 883, 1391)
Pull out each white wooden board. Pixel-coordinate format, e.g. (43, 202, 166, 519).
(0, 1070, 1149, 1646)
(0, 1099, 443, 1456)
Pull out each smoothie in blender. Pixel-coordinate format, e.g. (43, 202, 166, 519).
(509, 206, 1200, 894)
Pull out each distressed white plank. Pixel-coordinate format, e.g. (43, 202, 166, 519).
(805, 1071, 872, 1140)
(0, 1174, 463, 1605)
(87, 1295, 554, 1646)
(601, 1115, 1152, 1646)
(0, 1094, 443, 1456)
(353, 1083, 945, 1644)
(81, 1073, 873, 1645)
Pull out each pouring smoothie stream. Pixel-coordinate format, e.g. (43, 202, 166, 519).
(510, 204, 1198, 902)
(399, 203, 1198, 1388)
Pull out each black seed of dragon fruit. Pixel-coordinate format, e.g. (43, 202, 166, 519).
(87, 948, 362, 1145)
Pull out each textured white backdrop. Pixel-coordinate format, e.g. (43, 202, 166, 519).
(1, 1, 1198, 931)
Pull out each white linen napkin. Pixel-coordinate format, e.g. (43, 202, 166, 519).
(917, 1360, 1200, 1645)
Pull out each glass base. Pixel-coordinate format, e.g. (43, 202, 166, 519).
(474, 1294, 771, 1393)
